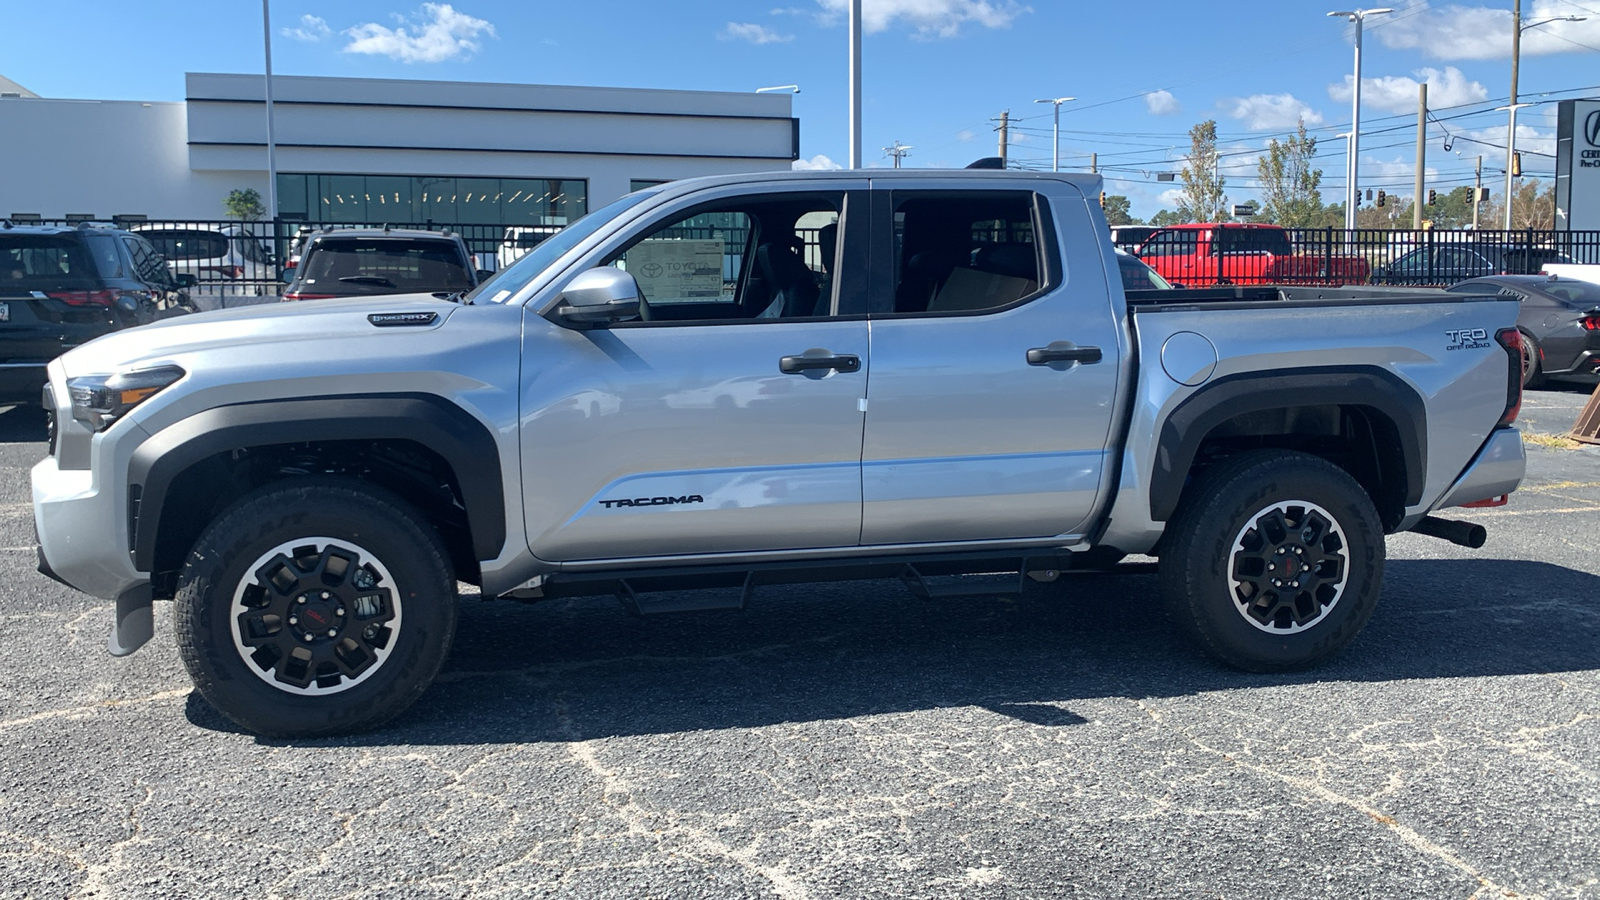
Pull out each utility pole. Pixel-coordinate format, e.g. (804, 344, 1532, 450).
(1507, 0, 1520, 229)
(884, 141, 912, 168)
(1473, 155, 1483, 229)
(1413, 81, 1426, 229)
(996, 110, 1010, 168)
(848, 0, 862, 168)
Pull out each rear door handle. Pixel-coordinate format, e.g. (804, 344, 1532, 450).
(779, 351, 861, 374)
(1027, 343, 1102, 366)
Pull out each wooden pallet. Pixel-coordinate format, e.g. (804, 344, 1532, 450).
(1573, 383, 1600, 445)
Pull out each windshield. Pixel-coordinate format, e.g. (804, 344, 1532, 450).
(468, 190, 660, 303)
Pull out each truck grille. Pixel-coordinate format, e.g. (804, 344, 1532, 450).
(42, 383, 56, 457)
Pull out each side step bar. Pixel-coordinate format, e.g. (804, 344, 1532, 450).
(617, 572, 756, 617)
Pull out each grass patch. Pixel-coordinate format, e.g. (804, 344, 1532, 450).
(1522, 431, 1584, 450)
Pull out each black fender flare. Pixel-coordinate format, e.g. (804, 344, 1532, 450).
(1151, 366, 1427, 522)
(127, 393, 507, 571)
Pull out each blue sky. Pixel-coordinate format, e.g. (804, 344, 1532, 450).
(3, 0, 1599, 218)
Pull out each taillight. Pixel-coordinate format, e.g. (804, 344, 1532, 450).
(44, 290, 117, 306)
(284, 259, 298, 269)
(1494, 327, 1523, 427)
(1581, 316, 1599, 331)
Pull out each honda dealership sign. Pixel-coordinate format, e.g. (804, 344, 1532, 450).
(1555, 99, 1600, 231)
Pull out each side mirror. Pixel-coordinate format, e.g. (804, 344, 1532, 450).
(174, 273, 198, 288)
(553, 267, 641, 327)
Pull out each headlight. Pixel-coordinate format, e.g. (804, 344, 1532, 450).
(67, 366, 185, 431)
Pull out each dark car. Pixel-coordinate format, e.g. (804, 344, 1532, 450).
(1115, 248, 1176, 291)
(1446, 274, 1600, 388)
(1373, 243, 1576, 286)
(0, 223, 195, 405)
(282, 228, 482, 301)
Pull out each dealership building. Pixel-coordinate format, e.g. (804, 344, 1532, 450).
(0, 72, 800, 227)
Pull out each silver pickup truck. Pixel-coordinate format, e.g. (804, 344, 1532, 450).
(33, 171, 1527, 737)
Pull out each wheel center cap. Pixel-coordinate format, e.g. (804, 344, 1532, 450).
(292, 596, 340, 639)
(1282, 554, 1301, 578)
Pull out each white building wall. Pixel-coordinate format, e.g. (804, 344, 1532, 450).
(0, 73, 795, 221)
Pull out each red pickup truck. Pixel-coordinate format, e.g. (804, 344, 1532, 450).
(1135, 223, 1371, 286)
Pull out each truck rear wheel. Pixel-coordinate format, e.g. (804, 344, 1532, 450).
(1159, 451, 1384, 671)
(173, 477, 456, 737)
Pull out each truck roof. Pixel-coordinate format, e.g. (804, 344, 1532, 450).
(637, 168, 1106, 199)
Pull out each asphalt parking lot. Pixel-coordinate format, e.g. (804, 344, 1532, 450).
(1, 389, 1597, 899)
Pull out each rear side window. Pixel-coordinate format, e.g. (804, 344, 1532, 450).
(140, 230, 230, 260)
(0, 235, 103, 291)
(1543, 281, 1600, 307)
(890, 191, 1045, 314)
(1140, 230, 1198, 258)
(301, 238, 473, 294)
(121, 235, 173, 286)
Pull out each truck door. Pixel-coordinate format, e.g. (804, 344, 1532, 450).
(855, 184, 1123, 545)
(519, 184, 872, 562)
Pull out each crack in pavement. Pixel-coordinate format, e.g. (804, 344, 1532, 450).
(1137, 699, 1532, 900)
(0, 688, 190, 732)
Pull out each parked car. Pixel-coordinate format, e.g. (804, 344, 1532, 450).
(497, 226, 560, 270)
(33, 170, 1525, 737)
(1372, 244, 1576, 286)
(1135, 223, 1371, 286)
(1115, 247, 1175, 291)
(1109, 225, 1159, 252)
(283, 228, 482, 301)
(1447, 274, 1600, 387)
(0, 223, 194, 405)
(132, 223, 276, 309)
(282, 225, 316, 274)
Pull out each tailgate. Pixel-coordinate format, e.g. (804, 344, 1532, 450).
(0, 291, 118, 362)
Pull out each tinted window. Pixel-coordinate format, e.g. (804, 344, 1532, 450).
(890, 192, 1042, 314)
(1118, 254, 1172, 291)
(1216, 228, 1292, 255)
(1139, 230, 1198, 258)
(139, 230, 230, 260)
(1542, 280, 1600, 307)
(82, 234, 127, 279)
(0, 235, 103, 291)
(300, 238, 473, 294)
(121, 236, 173, 286)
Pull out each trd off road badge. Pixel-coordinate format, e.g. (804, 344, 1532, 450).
(1444, 328, 1491, 351)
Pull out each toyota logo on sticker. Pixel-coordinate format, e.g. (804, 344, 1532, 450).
(1588, 109, 1600, 147)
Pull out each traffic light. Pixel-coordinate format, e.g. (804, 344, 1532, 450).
(1427, 189, 1437, 206)
(1099, 191, 1106, 208)
(1376, 190, 1386, 208)
(1366, 188, 1374, 201)
(1476, 187, 1491, 202)
(1511, 152, 1522, 177)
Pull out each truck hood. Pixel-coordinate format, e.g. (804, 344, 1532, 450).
(56, 294, 462, 376)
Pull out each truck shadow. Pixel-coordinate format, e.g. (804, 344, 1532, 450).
(187, 557, 1600, 744)
(0, 404, 48, 443)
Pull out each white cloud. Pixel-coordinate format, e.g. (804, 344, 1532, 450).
(281, 14, 331, 42)
(793, 154, 843, 170)
(1373, 0, 1600, 60)
(721, 22, 794, 43)
(1158, 188, 1185, 207)
(814, 0, 1030, 38)
(1328, 66, 1488, 115)
(955, 129, 976, 142)
(1145, 90, 1180, 115)
(343, 3, 495, 64)
(1225, 93, 1325, 130)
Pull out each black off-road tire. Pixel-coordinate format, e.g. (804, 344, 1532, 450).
(174, 477, 457, 738)
(1158, 450, 1385, 672)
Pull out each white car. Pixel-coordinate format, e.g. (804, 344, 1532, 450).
(132, 224, 277, 310)
(497, 226, 560, 271)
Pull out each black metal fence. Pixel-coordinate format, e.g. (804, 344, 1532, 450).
(20, 217, 1600, 303)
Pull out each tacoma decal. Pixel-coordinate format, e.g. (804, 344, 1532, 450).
(368, 312, 439, 327)
(1445, 327, 1491, 351)
(600, 494, 705, 509)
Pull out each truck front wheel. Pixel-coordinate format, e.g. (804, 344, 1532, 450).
(1159, 451, 1384, 671)
(173, 477, 457, 737)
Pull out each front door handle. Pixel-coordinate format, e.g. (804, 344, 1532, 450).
(1027, 343, 1102, 366)
(779, 351, 861, 374)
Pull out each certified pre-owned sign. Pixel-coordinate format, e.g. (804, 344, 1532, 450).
(1587, 109, 1600, 147)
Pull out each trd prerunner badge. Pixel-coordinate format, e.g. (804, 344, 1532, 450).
(367, 312, 439, 327)
(600, 494, 705, 509)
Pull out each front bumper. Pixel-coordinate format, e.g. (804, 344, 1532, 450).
(33, 453, 147, 601)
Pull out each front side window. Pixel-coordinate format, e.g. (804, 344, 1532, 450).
(604, 192, 842, 323)
(1140, 230, 1198, 258)
(889, 191, 1045, 314)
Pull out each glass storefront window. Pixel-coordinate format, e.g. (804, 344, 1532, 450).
(275, 174, 588, 228)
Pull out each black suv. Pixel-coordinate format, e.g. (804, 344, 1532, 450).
(282, 228, 483, 301)
(0, 224, 195, 405)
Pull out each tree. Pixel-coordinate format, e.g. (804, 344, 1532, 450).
(1148, 208, 1187, 227)
(1101, 194, 1137, 226)
(1509, 178, 1556, 229)
(1256, 118, 1325, 227)
(1178, 120, 1227, 223)
(224, 188, 264, 221)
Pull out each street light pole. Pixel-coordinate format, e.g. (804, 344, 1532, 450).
(1033, 97, 1075, 172)
(848, 0, 862, 169)
(1329, 8, 1392, 231)
(261, 0, 278, 221)
(1503, 4, 1585, 229)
